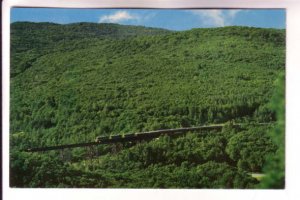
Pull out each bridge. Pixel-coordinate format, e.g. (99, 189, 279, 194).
(25, 123, 273, 152)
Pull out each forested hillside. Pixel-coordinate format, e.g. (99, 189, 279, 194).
(10, 22, 285, 188)
(11, 22, 170, 77)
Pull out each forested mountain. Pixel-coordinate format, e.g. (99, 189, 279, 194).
(10, 22, 285, 188)
(11, 22, 170, 76)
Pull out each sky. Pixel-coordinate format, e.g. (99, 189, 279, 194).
(11, 8, 285, 30)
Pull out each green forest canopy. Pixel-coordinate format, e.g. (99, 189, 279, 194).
(10, 22, 285, 188)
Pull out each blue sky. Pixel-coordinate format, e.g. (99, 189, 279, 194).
(11, 8, 285, 30)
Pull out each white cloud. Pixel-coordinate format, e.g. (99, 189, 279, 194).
(191, 10, 225, 27)
(190, 9, 242, 27)
(99, 11, 140, 23)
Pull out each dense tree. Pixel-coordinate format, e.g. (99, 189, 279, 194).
(226, 126, 276, 172)
(10, 22, 285, 188)
(259, 73, 285, 188)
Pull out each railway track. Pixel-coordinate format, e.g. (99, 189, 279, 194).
(25, 123, 273, 152)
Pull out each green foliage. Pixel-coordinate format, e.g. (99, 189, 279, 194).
(259, 73, 285, 188)
(10, 150, 68, 187)
(10, 149, 111, 188)
(10, 23, 284, 145)
(9, 22, 285, 188)
(10, 22, 170, 77)
(62, 132, 259, 188)
(226, 126, 276, 172)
